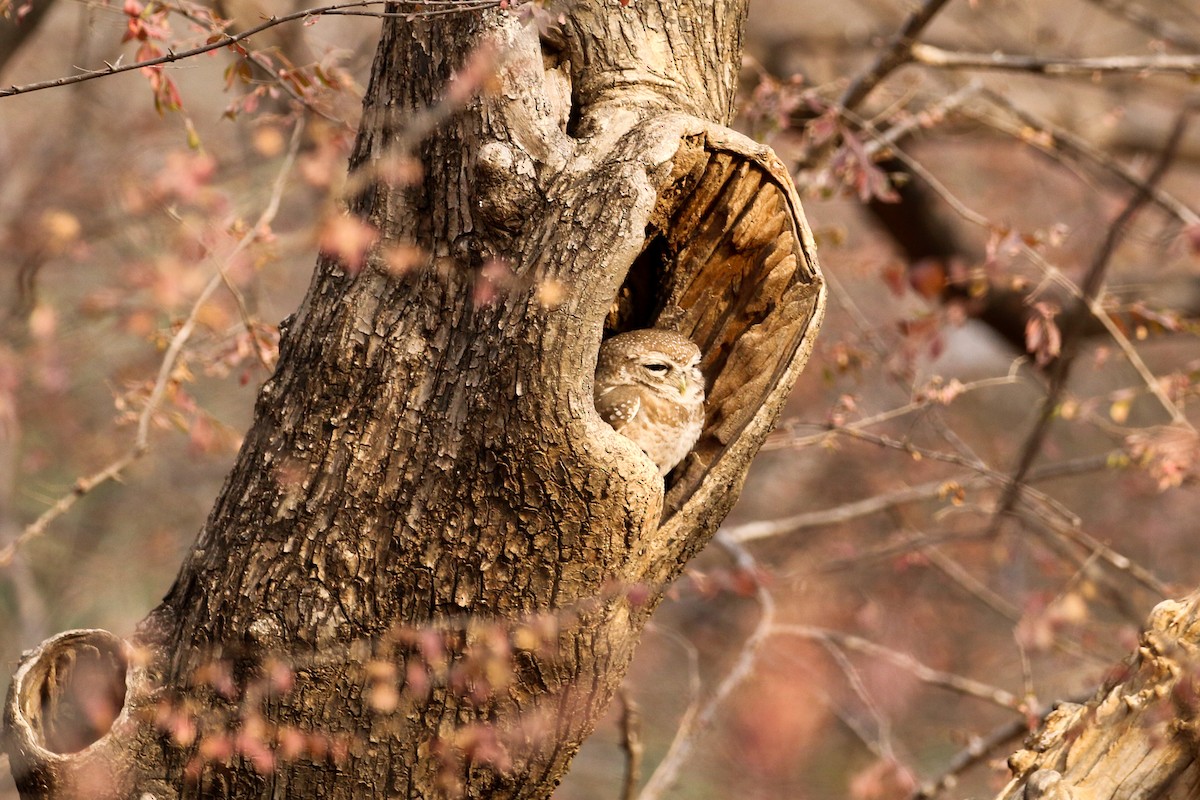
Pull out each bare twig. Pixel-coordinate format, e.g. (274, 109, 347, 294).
(775, 624, 1021, 710)
(843, 96, 1193, 447)
(817, 426, 1004, 474)
(164, 3, 336, 120)
(724, 479, 968, 542)
(0, 118, 304, 568)
(909, 714, 1033, 799)
(921, 545, 1022, 622)
(1018, 501, 1173, 599)
(973, 89, 1200, 227)
(838, 108, 993, 228)
(617, 687, 643, 800)
(820, 530, 989, 575)
(1017, 244, 1192, 427)
(0, 0, 498, 99)
(216, 120, 306, 371)
(637, 535, 775, 800)
(817, 635, 899, 760)
(1082, 0, 1200, 50)
(767, 372, 1026, 453)
(990, 107, 1193, 530)
(839, 0, 958, 111)
(722, 466, 1067, 544)
(841, 101, 1197, 426)
(863, 80, 985, 158)
(911, 43, 1200, 76)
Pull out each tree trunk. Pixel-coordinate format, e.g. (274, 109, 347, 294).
(3, 2, 825, 797)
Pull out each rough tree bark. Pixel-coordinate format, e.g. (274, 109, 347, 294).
(4, 1, 826, 797)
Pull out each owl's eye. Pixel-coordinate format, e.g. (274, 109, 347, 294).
(644, 363, 670, 374)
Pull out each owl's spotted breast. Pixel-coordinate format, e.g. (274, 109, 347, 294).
(594, 330, 705, 476)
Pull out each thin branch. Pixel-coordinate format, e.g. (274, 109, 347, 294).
(807, 680, 891, 760)
(1017, 500, 1173, 599)
(1015, 242, 1192, 426)
(728, 424, 1170, 615)
(732, 434, 1115, 545)
(1081, 0, 1200, 50)
(0, 451, 142, 568)
(1083, 296, 1191, 427)
(215, 119, 306, 371)
(0, 0, 499, 99)
(819, 529, 989, 575)
(911, 43, 1200, 76)
(863, 79, 984, 157)
(634, 621, 701, 800)
(921, 545, 1022, 622)
(839, 0, 958, 111)
(967, 89, 1200, 226)
(910, 715, 1033, 799)
(817, 426, 1004, 474)
(0, 118, 304, 568)
(845, 100, 1193, 432)
(637, 535, 775, 800)
(774, 624, 1021, 710)
(616, 686, 643, 800)
(991, 107, 1193, 530)
(859, 109, 1192, 426)
(839, 110, 992, 229)
(816, 635, 899, 761)
(724, 479, 967, 542)
(768, 372, 1026, 453)
(163, 3, 334, 120)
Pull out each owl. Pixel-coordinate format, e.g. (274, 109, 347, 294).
(594, 329, 706, 476)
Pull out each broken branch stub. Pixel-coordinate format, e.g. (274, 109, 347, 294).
(998, 592, 1200, 800)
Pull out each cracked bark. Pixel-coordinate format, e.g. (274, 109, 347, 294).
(4, 2, 824, 798)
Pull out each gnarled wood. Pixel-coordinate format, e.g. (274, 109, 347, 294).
(997, 592, 1200, 800)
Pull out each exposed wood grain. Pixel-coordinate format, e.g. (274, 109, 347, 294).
(996, 593, 1200, 800)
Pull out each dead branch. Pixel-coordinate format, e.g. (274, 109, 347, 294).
(1081, 0, 1200, 50)
(911, 44, 1200, 76)
(775, 624, 1022, 709)
(838, 0, 956, 111)
(990, 107, 1193, 530)
(0, 120, 303, 567)
(0, 0, 496, 99)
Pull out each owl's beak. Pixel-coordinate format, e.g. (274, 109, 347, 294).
(678, 377, 688, 396)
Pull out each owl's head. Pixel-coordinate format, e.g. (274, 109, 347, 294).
(596, 329, 705, 402)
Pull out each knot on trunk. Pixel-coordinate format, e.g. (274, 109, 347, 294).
(3, 629, 156, 800)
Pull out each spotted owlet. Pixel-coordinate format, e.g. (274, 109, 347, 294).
(594, 329, 706, 476)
